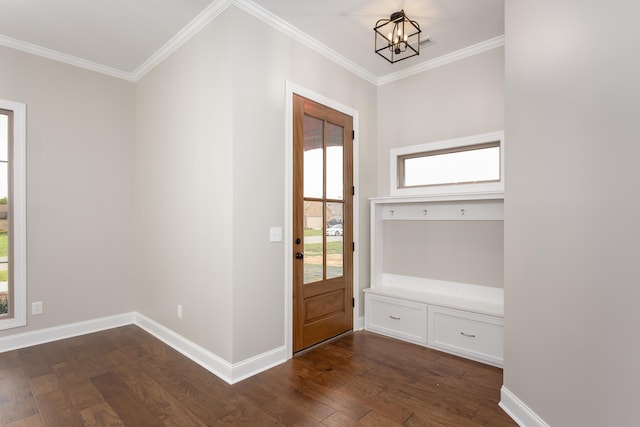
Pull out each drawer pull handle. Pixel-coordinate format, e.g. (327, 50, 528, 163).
(460, 332, 476, 338)
(389, 315, 400, 320)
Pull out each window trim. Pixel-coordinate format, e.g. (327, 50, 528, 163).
(390, 131, 504, 197)
(0, 100, 26, 330)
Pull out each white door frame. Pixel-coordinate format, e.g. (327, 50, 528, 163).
(284, 81, 360, 359)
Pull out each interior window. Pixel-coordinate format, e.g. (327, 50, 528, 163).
(400, 142, 500, 188)
(390, 131, 504, 197)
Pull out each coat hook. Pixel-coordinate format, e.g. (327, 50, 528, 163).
(423, 209, 428, 216)
(461, 209, 465, 216)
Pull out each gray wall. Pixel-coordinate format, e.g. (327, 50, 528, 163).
(384, 221, 504, 287)
(134, 11, 235, 361)
(0, 3, 505, 376)
(376, 48, 505, 290)
(377, 47, 505, 196)
(504, 1, 640, 425)
(7, 2, 638, 422)
(0, 46, 136, 336)
(227, 6, 378, 362)
(134, 6, 378, 363)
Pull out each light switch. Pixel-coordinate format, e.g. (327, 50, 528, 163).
(269, 227, 282, 242)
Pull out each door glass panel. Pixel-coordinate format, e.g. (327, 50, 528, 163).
(303, 201, 324, 284)
(326, 202, 343, 279)
(303, 115, 324, 199)
(325, 122, 344, 200)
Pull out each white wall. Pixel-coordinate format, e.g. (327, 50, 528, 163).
(0, 46, 136, 336)
(504, 1, 640, 425)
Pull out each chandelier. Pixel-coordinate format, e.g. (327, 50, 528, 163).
(374, 10, 421, 64)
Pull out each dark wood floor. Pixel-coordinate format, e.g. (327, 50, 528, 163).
(0, 325, 516, 426)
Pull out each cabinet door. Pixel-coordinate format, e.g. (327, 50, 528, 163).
(428, 306, 503, 366)
(365, 293, 427, 345)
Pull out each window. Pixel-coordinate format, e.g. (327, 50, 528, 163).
(390, 131, 504, 197)
(0, 100, 26, 330)
(0, 111, 10, 317)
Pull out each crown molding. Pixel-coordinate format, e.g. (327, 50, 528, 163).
(132, 0, 379, 84)
(232, 0, 379, 85)
(0, 1, 504, 86)
(131, 0, 233, 81)
(0, 34, 135, 81)
(376, 35, 505, 86)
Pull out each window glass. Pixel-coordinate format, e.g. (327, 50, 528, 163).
(0, 113, 8, 316)
(391, 132, 504, 197)
(303, 201, 324, 284)
(325, 122, 344, 200)
(402, 144, 500, 188)
(326, 202, 343, 279)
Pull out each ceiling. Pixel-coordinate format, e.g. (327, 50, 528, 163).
(0, 0, 504, 84)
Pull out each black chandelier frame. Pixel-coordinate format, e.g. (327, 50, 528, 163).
(374, 9, 422, 64)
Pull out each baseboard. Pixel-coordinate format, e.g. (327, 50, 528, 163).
(0, 311, 288, 385)
(229, 344, 287, 384)
(134, 312, 287, 384)
(0, 312, 136, 352)
(499, 386, 550, 427)
(133, 312, 234, 382)
(356, 315, 365, 331)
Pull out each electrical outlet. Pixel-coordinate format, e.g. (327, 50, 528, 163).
(32, 301, 43, 315)
(177, 305, 183, 319)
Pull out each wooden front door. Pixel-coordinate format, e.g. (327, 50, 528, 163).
(293, 94, 353, 353)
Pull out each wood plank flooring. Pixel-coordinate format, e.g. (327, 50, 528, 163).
(0, 325, 516, 426)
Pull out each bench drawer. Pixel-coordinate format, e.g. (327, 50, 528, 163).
(364, 293, 427, 345)
(428, 306, 503, 366)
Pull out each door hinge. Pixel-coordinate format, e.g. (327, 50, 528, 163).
(352, 242, 355, 252)
(352, 298, 355, 308)
(352, 186, 355, 196)
(352, 130, 355, 140)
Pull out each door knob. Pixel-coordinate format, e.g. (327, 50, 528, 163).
(295, 252, 304, 259)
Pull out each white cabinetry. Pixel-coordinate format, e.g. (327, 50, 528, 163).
(364, 193, 505, 367)
(428, 305, 503, 366)
(365, 293, 428, 345)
